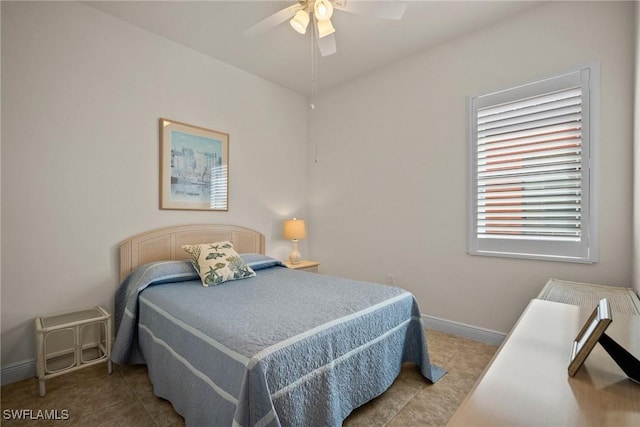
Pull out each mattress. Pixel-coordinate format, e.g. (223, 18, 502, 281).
(112, 258, 445, 426)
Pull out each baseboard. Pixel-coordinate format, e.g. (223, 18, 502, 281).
(2, 319, 504, 385)
(422, 314, 506, 346)
(1, 359, 36, 386)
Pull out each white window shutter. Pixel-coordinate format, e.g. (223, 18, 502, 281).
(210, 164, 228, 210)
(468, 65, 598, 263)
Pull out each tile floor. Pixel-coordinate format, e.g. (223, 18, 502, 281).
(1, 330, 497, 426)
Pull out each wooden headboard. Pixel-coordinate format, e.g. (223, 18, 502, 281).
(119, 224, 266, 282)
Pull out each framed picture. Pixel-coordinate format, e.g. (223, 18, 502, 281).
(568, 298, 612, 377)
(160, 118, 229, 211)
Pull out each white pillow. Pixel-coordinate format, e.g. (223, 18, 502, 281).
(182, 241, 256, 286)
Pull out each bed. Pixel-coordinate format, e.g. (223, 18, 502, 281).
(112, 224, 445, 426)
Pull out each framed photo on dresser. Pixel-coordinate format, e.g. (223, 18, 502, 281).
(568, 298, 612, 377)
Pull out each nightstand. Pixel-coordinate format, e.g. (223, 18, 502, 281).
(283, 260, 320, 273)
(35, 306, 112, 396)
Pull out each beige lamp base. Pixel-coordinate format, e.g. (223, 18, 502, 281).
(288, 239, 302, 264)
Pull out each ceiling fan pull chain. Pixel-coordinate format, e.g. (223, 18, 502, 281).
(310, 19, 317, 110)
(311, 16, 319, 164)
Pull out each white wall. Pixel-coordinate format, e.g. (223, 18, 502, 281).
(309, 1, 636, 334)
(634, 2, 640, 296)
(1, 1, 308, 377)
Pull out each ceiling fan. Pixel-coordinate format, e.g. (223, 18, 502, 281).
(243, 0, 407, 57)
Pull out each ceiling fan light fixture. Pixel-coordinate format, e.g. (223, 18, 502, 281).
(316, 18, 335, 38)
(314, 0, 334, 21)
(290, 9, 310, 34)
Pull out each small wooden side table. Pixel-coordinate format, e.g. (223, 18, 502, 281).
(35, 306, 112, 396)
(283, 260, 320, 273)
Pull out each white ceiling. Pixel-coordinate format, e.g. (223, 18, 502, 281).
(84, 1, 542, 96)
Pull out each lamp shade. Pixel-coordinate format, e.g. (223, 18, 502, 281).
(290, 9, 310, 34)
(314, 0, 334, 21)
(284, 218, 307, 240)
(316, 18, 335, 39)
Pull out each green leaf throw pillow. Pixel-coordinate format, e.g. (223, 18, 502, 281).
(182, 241, 256, 286)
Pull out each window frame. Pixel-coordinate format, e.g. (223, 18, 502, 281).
(467, 64, 599, 263)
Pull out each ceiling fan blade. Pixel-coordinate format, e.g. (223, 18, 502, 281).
(317, 33, 337, 57)
(243, 3, 303, 37)
(333, 0, 407, 20)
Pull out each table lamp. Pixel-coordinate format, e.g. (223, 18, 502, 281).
(284, 218, 306, 264)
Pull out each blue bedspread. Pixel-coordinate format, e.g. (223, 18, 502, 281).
(112, 257, 445, 426)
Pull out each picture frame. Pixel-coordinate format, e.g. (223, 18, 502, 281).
(568, 298, 612, 377)
(160, 118, 229, 211)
